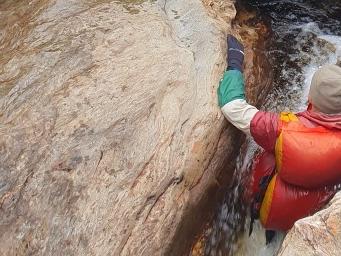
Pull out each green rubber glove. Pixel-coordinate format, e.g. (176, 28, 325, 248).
(218, 69, 245, 107)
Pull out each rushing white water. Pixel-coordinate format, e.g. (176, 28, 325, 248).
(205, 1, 341, 254)
(298, 31, 341, 112)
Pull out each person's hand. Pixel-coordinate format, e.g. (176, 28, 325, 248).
(227, 35, 245, 72)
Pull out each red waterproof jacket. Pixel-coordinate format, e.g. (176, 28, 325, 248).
(250, 108, 341, 230)
(251, 108, 341, 152)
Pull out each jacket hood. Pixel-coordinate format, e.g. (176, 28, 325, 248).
(298, 109, 341, 130)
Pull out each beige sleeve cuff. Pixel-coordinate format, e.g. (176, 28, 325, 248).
(221, 99, 259, 135)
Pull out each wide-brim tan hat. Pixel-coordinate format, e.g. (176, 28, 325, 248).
(309, 64, 341, 114)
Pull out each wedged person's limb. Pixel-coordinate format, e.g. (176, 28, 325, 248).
(218, 69, 258, 135)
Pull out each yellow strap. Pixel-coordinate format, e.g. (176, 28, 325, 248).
(275, 112, 298, 172)
(279, 112, 298, 122)
(260, 175, 277, 227)
(275, 132, 283, 173)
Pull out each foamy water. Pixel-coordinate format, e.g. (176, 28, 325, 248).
(298, 31, 341, 111)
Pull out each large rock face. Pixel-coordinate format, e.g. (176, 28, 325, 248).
(278, 192, 341, 256)
(0, 0, 241, 255)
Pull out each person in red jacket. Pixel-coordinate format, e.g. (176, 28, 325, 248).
(218, 35, 341, 236)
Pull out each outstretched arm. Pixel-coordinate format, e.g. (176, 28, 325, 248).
(218, 35, 259, 135)
(218, 35, 279, 151)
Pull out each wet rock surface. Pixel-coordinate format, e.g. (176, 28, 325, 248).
(0, 0, 242, 255)
(278, 192, 341, 256)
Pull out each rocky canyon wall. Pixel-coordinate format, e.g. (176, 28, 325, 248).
(0, 0, 276, 254)
(0, 0, 239, 255)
